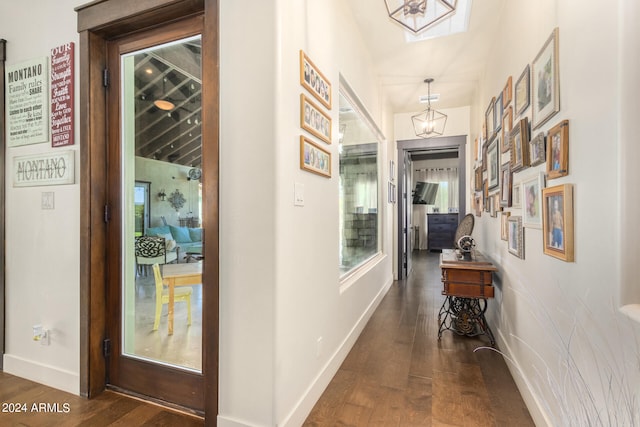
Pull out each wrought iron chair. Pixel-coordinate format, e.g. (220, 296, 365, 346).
(135, 236, 179, 276)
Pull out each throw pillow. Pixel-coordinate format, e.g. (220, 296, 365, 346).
(160, 233, 177, 251)
(189, 227, 203, 242)
(169, 225, 192, 243)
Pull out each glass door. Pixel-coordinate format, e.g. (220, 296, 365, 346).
(106, 19, 205, 411)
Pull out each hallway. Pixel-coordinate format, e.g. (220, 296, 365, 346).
(304, 251, 534, 426)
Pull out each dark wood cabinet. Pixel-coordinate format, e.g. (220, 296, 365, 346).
(427, 213, 458, 251)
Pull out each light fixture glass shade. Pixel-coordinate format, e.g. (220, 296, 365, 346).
(384, 0, 457, 34)
(154, 99, 175, 111)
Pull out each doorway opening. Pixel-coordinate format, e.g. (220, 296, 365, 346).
(396, 135, 466, 279)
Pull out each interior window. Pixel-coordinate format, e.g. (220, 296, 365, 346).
(338, 80, 384, 277)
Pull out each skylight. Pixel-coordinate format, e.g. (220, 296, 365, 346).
(405, 0, 472, 43)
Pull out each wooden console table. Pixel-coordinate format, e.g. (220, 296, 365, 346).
(438, 250, 497, 345)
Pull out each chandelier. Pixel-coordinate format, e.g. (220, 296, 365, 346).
(412, 78, 447, 137)
(384, 0, 458, 34)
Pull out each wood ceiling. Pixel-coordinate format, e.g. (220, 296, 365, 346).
(134, 38, 202, 167)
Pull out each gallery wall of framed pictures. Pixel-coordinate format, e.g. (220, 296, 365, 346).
(299, 50, 332, 178)
(472, 27, 575, 263)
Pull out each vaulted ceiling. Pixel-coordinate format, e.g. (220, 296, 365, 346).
(134, 38, 202, 168)
(344, 0, 505, 113)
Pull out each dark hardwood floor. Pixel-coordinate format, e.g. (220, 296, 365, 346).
(304, 251, 534, 427)
(0, 373, 203, 426)
(0, 251, 532, 426)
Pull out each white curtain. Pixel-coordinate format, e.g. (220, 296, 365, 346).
(413, 167, 458, 249)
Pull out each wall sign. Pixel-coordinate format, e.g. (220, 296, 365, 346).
(6, 56, 49, 146)
(51, 42, 74, 147)
(13, 150, 75, 187)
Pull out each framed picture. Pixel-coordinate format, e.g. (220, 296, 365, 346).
(300, 94, 332, 144)
(529, 132, 546, 166)
(474, 137, 479, 162)
(489, 194, 497, 218)
(512, 180, 522, 209)
(510, 117, 530, 172)
(482, 141, 488, 172)
(508, 216, 524, 259)
(499, 162, 512, 207)
(475, 166, 483, 192)
(474, 192, 483, 217)
(514, 65, 530, 117)
(542, 184, 574, 261)
(532, 28, 560, 129)
(522, 172, 546, 228)
(485, 97, 495, 138)
(300, 135, 331, 177)
(494, 93, 503, 133)
(483, 180, 490, 212)
(299, 50, 332, 109)
(501, 211, 511, 241)
(503, 76, 512, 109)
(493, 194, 501, 217)
(546, 119, 569, 179)
(501, 106, 513, 153)
(487, 138, 500, 190)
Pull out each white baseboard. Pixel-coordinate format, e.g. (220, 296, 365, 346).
(3, 354, 79, 395)
(279, 273, 394, 427)
(494, 328, 553, 427)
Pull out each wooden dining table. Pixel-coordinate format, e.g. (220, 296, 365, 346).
(161, 262, 202, 335)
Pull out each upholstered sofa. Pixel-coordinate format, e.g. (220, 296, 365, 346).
(146, 225, 203, 261)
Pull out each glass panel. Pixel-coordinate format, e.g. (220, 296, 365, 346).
(122, 36, 202, 372)
(338, 89, 381, 276)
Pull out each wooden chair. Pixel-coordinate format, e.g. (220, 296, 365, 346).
(152, 264, 192, 331)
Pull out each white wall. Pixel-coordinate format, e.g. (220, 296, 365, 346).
(472, 1, 640, 425)
(1, 0, 85, 394)
(219, 1, 394, 426)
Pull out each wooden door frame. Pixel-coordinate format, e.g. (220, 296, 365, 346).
(76, 0, 218, 421)
(0, 39, 6, 370)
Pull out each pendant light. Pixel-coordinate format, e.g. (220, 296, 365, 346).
(384, 0, 457, 34)
(412, 78, 447, 137)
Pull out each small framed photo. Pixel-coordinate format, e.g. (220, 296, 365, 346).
(482, 141, 488, 172)
(501, 106, 513, 153)
(512, 180, 522, 209)
(494, 93, 503, 133)
(475, 166, 483, 192)
(300, 94, 332, 144)
(474, 192, 483, 217)
(510, 117, 530, 172)
(489, 194, 498, 218)
(300, 135, 331, 178)
(529, 132, 546, 166)
(300, 50, 331, 109)
(487, 137, 500, 190)
(503, 76, 512, 108)
(542, 184, 574, 261)
(532, 28, 560, 130)
(546, 120, 569, 179)
(508, 215, 524, 258)
(515, 64, 530, 117)
(485, 97, 495, 138)
(484, 180, 490, 212)
(501, 211, 511, 241)
(499, 162, 512, 207)
(522, 172, 546, 228)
